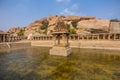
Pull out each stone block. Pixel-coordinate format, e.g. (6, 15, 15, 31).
(49, 46, 71, 56)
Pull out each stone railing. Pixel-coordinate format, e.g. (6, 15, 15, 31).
(32, 35, 53, 40)
(1, 33, 120, 42)
(31, 33, 120, 41)
(7, 36, 27, 42)
(0, 36, 27, 42)
(69, 33, 120, 40)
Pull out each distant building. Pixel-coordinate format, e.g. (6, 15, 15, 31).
(109, 22, 120, 33)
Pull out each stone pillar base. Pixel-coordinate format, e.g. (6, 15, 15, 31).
(49, 46, 71, 56)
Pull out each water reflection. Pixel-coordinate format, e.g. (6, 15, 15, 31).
(0, 47, 120, 80)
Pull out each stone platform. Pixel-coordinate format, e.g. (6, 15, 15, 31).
(49, 46, 71, 56)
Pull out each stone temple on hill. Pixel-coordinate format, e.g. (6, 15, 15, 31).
(49, 18, 71, 56)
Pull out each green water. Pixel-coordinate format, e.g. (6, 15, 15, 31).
(0, 47, 120, 80)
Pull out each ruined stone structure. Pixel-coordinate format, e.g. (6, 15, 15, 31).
(0, 31, 9, 42)
(109, 22, 120, 33)
(0, 30, 27, 43)
(49, 19, 71, 56)
(32, 33, 120, 41)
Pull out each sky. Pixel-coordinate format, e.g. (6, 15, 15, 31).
(0, 0, 120, 30)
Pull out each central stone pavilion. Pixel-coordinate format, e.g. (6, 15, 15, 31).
(49, 18, 71, 56)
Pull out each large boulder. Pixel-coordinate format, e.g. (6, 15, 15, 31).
(7, 15, 111, 36)
(77, 19, 110, 31)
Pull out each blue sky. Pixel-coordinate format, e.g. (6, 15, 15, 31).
(0, 0, 120, 30)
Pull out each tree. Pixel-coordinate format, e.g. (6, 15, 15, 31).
(71, 19, 79, 28)
(65, 24, 76, 34)
(17, 29, 25, 36)
(40, 20, 49, 30)
(43, 29, 47, 34)
(65, 24, 70, 30)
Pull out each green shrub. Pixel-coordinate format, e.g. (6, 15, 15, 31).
(40, 20, 49, 30)
(43, 29, 47, 34)
(71, 19, 79, 28)
(69, 28, 76, 34)
(17, 30, 25, 36)
(65, 24, 70, 31)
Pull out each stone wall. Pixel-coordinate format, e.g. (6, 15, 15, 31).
(0, 42, 31, 49)
(31, 40, 120, 50)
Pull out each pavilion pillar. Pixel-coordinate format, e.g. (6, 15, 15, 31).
(71, 36, 73, 40)
(36, 36, 38, 40)
(114, 34, 116, 40)
(35, 37, 37, 40)
(116, 34, 118, 40)
(74, 36, 75, 40)
(103, 34, 105, 40)
(62, 35, 65, 46)
(3, 34, 6, 42)
(11, 37, 13, 41)
(14, 37, 16, 41)
(9, 37, 11, 42)
(78, 36, 80, 40)
(7, 36, 9, 42)
(39, 36, 41, 40)
(91, 35, 94, 40)
(54, 35, 56, 45)
(47, 36, 48, 40)
(68, 36, 70, 40)
(43, 36, 44, 40)
(97, 35, 99, 40)
(41, 36, 42, 40)
(43, 36, 45, 40)
(0, 35, 2, 42)
(86, 35, 88, 40)
(9, 36, 11, 42)
(119, 34, 120, 40)
(58, 35, 60, 45)
(14, 37, 15, 41)
(82, 36, 84, 40)
(108, 34, 110, 40)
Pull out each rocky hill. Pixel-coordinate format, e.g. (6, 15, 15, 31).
(7, 15, 110, 36)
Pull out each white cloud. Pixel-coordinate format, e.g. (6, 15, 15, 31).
(56, 0, 70, 2)
(60, 8, 75, 15)
(60, 4, 80, 15)
(71, 4, 79, 10)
